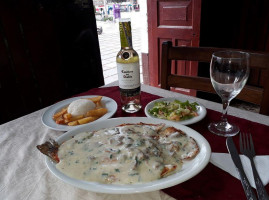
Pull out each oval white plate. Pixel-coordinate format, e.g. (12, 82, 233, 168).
(46, 117, 211, 194)
(145, 97, 207, 125)
(41, 95, 117, 131)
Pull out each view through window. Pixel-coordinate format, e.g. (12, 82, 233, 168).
(93, 0, 147, 85)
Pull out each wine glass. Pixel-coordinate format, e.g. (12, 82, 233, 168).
(208, 51, 250, 137)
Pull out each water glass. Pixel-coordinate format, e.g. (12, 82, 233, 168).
(208, 51, 250, 137)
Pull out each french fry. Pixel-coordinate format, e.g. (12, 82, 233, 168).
(85, 96, 102, 104)
(68, 121, 79, 126)
(53, 108, 67, 120)
(68, 115, 84, 122)
(63, 113, 72, 120)
(78, 116, 99, 125)
(64, 117, 74, 123)
(85, 108, 108, 117)
(55, 116, 65, 124)
(95, 101, 102, 109)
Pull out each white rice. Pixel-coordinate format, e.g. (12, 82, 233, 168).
(67, 99, 96, 117)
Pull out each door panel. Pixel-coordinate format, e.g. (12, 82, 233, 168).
(148, 0, 201, 96)
(158, 1, 192, 26)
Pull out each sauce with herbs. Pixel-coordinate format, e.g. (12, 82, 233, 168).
(56, 124, 199, 184)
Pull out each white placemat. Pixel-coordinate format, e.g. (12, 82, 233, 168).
(210, 153, 269, 188)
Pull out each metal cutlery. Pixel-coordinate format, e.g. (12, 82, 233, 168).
(226, 137, 257, 200)
(240, 132, 269, 200)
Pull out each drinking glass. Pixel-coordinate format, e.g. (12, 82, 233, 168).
(208, 51, 250, 137)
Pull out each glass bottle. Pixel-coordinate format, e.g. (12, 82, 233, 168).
(116, 18, 141, 113)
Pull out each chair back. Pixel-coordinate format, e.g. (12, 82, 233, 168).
(160, 41, 269, 115)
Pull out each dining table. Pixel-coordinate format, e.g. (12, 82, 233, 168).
(1, 81, 269, 200)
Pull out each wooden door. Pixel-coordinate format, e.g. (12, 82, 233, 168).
(147, 0, 201, 95)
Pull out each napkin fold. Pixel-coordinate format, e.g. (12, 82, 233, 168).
(210, 153, 269, 188)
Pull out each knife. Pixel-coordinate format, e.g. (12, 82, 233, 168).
(226, 137, 257, 200)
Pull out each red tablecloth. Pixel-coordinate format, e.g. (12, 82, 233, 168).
(77, 86, 269, 200)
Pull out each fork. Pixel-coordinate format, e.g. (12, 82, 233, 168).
(240, 132, 269, 200)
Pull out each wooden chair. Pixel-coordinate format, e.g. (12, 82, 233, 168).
(160, 41, 269, 115)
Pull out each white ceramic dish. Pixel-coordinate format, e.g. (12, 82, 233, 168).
(144, 97, 207, 125)
(45, 117, 211, 194)
(41, 95, 117, 131)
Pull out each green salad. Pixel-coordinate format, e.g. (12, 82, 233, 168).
(148, 100, 199, 121)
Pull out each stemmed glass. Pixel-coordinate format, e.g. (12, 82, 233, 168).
(208, 51, 250, 137)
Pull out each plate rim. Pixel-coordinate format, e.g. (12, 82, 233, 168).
(144, 97, 207, 125)
(41, 95, 118, 131)
(45, 117, 211, 194)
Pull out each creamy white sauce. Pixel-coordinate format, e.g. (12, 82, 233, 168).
(56, 124, 198, 184)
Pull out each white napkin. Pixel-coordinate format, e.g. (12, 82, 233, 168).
(210, 153, 269, 188)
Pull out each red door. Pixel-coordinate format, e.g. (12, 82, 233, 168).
(147, 0, 201, 96)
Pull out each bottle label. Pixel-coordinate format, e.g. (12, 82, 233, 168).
(117, 62, 140, 90)
(120, 87, 140, 97)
